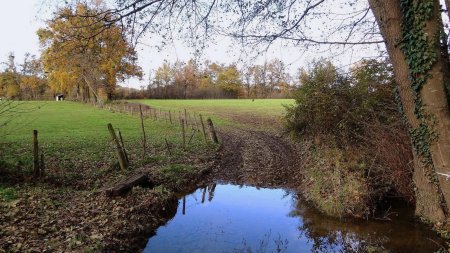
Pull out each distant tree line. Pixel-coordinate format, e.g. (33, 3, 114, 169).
(0, 3, 142, 102)
(0, 51, 298, 100)
(0, 2, 296, 101)
(0, 53, 48, 100)
(144, 59, 294, 99)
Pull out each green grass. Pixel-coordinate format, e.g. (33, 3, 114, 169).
(3, 101, 180, 143)
(132, 99, 293, 127)
(0, 101, 208, 175)
(0, 186, 16, 201)
(0, 99, 291, 176)
(161, 164, 195, 184)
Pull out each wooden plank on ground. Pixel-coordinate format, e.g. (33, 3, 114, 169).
(105, 173, 151, 197)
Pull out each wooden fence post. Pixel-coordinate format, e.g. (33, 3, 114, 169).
(165, 138, 172, 155)
(184, 109, 188, 128)
(169, 110, 173, 124)
(117, 129, 129, 163)
(33, 130, 40, 177)
(206, 118, 219, 144)
(199, 114, 207, 143)
(107, 123, 128, 170)
(181, 119, 186, 150)
(139, 105, 147, 158)
(188, 129, 197, 145)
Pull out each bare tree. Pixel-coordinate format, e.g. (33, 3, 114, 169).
(242, 65, 253, 98)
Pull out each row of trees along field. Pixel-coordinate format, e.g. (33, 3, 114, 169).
(0, 27, 294, 101)
(146, 59, 292, 99)
(0, 53, 47, 100)
(0, 50, 298, 101)
(0, 4, 142, 102)
(0, 3, 295, 101)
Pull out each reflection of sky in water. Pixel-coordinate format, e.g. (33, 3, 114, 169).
(143, 184, 313, 253)
(143, 184, 443, 253)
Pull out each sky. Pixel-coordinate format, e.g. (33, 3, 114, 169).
(0, 0, 383, 89)
(0, 0, 43, 67)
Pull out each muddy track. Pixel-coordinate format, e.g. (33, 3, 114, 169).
(207, 128, 301, 189)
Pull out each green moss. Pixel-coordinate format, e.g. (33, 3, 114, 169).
(161, 164, 194, 178)
(0, 186, 17, 202)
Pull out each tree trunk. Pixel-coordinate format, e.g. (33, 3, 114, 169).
(76, 83, 80, 100)
(369, 0, 450, 223)
(107, 91, 113, 101)
(441, 0, 450, 105)
(446, 0, 450, 21)
(423, 0, 450, 214)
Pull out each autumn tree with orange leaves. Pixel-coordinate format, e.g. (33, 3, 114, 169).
(37, 3, 142, 102)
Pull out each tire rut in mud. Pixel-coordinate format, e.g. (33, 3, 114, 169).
(209, 129, 301, 188)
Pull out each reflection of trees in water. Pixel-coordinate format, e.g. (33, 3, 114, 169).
(232, 231, 289, 253)
(181, 183, 217, 216)
(200, 183, 217, 203)
(201, 187, 207, 203)
(169, 186, 441, 252)
(294, 202, 389, 252)
(208, 183, 217, 202)
(300, 230, 386, 253)
(297, 210, 387, 253)
(291, 200, 442, 252)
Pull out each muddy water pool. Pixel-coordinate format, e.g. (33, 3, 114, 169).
(143, 184, 443, 252)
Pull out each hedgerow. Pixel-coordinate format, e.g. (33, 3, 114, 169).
(285, 59, 413, 217)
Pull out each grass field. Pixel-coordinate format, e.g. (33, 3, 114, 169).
(0, 97, 287, 169)
(133, 99, 292, 115)
(1, 99, 291, 176)
(133, 99, 293, 128)
(3, 101, 182, 143)
(0, 101, 209, 178)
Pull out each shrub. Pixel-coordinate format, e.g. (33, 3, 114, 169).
(301, 143, 371, 217)
(286, 59, 414, 217)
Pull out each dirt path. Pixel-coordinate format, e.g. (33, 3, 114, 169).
(207, 128, 301, 189)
